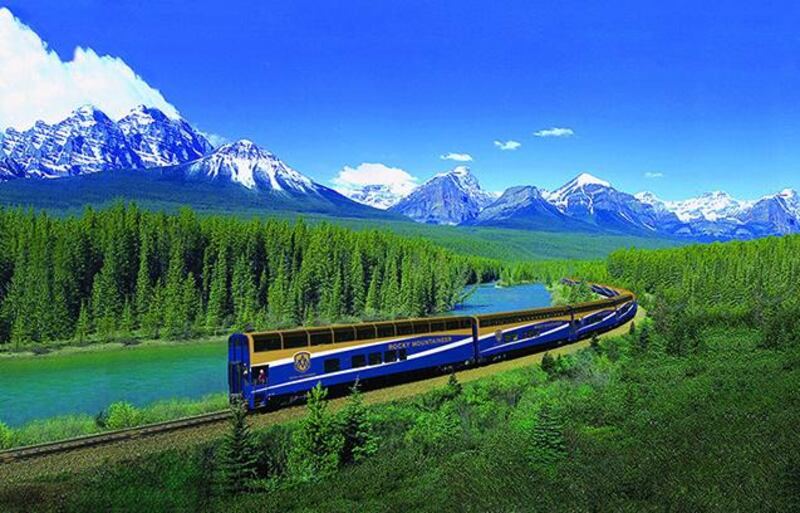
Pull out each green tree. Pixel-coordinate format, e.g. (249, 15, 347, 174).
(218, 397, 258, 495)
(73, 301, 91, 343)
(541, 352, 556, 378)
(339, 381, 378, 465)
(288, 383, 344, 481)
(526, 405, 567, 476)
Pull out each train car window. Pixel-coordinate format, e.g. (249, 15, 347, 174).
(351, 354, 366, 368)
(309, 329, 333, 346)
(377, 324, 396, 338)
(324, 358, 340, 373)
(384, 350, 398, 363)
(398, 348, 408, 361)
(430, 321, 445, 332)
(412, 321, 430, 334)
(356, 325, 377, 340)
(368, 352, 382, 365)
(396, 322, 413, 335)
(253, 334, 282, 352)
(333, 327, 356, 343)
(283, 331, 309, 349)
(445, 319, 461, 331)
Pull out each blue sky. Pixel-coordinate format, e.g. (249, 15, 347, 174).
(2, 0, 799, 200)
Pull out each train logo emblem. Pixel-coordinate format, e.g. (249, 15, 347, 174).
(495, 330, 503, 343)
(293, 351, 311, 373)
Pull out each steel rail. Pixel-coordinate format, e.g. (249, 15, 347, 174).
(0, 410, 231, 464)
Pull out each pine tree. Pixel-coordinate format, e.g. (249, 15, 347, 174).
(218, 397, 258, 495)
(527, 405, 567, 475)
(364, 270, 381, 316)
(445, 372, 463, 400)
(288, 383, 344, 481)
(206, 246, 229, 332)
(541, 352, 556, 378)
(73, 301, 91, 344)
(339, 382, 378, 465)
(348, 247, 366, 315)
(119, 300, 134, 340)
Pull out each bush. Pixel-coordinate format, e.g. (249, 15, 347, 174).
(102, 401, 141, 430)
(541, 352, 556, 377)
(0, 422, 13, 449)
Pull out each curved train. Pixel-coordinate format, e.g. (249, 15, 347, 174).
(228, 281, 637, 409)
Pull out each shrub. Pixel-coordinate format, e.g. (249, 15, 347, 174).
(541, 352, 556, 377)
(0, 422, 13, 450)
(103, 401, 141, 430)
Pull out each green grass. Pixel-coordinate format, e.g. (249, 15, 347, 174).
(2, 393, 228, 449)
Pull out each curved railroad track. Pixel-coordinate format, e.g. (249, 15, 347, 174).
(0, 410, 231, 464)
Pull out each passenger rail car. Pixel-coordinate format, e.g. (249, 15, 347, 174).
(228, 281, 637, 409)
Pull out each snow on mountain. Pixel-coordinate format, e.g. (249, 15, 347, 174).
(390, 166, 495, 225)
(468, 185, 580, 231)
(741, 189, 800, 236)
(0, 105, 211, 179)
(662, 191, 751, 223)
(118, 105, 212, 167)
(540, 173, 682, 234)
(545, 172, 611, 212)
(342, 184, 405, 210)
(181, 140, 319, 193)
(0, 154, 24, 181)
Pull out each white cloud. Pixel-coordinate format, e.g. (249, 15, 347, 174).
(644, 171, 664, 179)
(0, 8, 180, 130)
(440, 152, 473, 162)
(533, 127, 574, 138)
(493, 139, 521, 151)
(201, 132, 229, 149)
(332, 162, 419, 196)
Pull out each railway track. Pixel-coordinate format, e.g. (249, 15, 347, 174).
(0, 410, 231, 464)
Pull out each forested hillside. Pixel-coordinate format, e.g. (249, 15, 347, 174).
(0, 203, 498, 348)
(609, 235, 800, 348)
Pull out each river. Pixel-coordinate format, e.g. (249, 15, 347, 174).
(0, 282, 551, 427)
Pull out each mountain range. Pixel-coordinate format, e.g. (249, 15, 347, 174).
(0, 106, 393, 219)
(1, 105, 798, 241)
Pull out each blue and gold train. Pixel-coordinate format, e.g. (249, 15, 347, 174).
(228, 282, 637, 409)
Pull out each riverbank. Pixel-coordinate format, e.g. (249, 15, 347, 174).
(0, 281, 558, 361)
(0, 333, 228, 360)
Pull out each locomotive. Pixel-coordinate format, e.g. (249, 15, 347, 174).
(228, 282, 636, 409)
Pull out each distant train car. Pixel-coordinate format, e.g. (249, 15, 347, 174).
(228, 282, 637, 409)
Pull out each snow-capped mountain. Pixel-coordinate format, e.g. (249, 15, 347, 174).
(468, 185, 584, 231)
(118, 105, 213, 167)
(180, 139, 322, 194)
(0, 105, 211, 178)
(0, 154, 24, 181)
(542, 173, 684, 234)
(662, 191, 751, 223)
(341, 184, 405, 210)
(390, 166, 496, 225)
